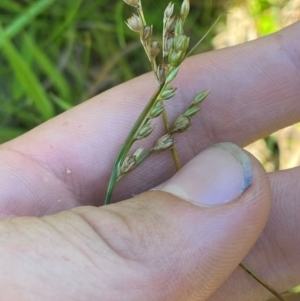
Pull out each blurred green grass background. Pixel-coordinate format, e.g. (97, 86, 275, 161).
(0, 0, 300, 298)
(0, 0, 299, 172)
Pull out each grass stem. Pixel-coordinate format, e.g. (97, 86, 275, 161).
(240, 263, 286, 301)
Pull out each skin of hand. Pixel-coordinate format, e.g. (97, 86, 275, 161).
(0, 21, 299, 301)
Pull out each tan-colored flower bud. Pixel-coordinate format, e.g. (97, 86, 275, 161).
(120, 155, 136, 174)
(180, 0, 190, 21)
(192, 90, 210, 105)
(171, 115, 190, 133)
(157, 64, 169, 84)
(164, 2, 174, 19)
(148, 40, 161, 59)
(141, 25, 152, 41)
(164, 37, 174, 54)
(123, 0, 139, 7)
(136, 121, 154, 140)
(133, 147, 144, 160)
(126, 14, 143, 32)
(165, 16, 176, 33)
(154, 134, 175, 151)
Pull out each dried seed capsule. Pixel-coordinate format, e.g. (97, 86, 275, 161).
(164, 2, 174, 19)
(141, 25, 152, 41)
(133, 147, 144, 160)
(136, 121, 154, 140)
(160, 86, 177, 100)
(164, 37, 174, 54)
(123, 0, 139, 7)
(148, 40, 161, 59)
(157, 64, 169, 84)
(126, 14, 143, 32)
(171, 115, 190, 133)
(165, 16, 177, 33)
(120, 155, 136, 174)
(184, 105, 201, 117)
(150, 105, 164, 118)
(192, 90, 210, 105)
(154, 134, 175, 151)
(180, 0, 190, 21)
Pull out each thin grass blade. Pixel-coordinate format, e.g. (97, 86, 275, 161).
(23, 34, 71, 101)
(0, 0, 57, 48)
(0, 25, 54, 120)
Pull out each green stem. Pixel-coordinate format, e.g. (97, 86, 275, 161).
(239, 263, 286, 301)
(137, 2, 181, 171)
(104, 84, 166, 205)
(186, 13, 222, 58)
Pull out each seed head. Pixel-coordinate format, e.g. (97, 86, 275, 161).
(120, 155, 136, 174)
(154, 134, 175, 151)
(180, 0, 190, 21)
(174, 19, 184, 36)
(164, 2, 174, 19)
(160, 86, 177, 100)
(157, 64, 169, 84)
(148, 40, 161, 59)
(174, 34, 189, 53)
(123, 0, 140, 7)
(133, 147, 144, 160)
(141, 25, 152, 41)
(164, 37, 174, 54)
(184, 105, 201, 117)
(136, 121, 154, 140)
(126, 14, 143, 32)
(165, 16, 177, 33)
(150, 105, 164, 118)
(165, 66, 180, 84)
(192, 90, 210, 105)
(168, 49, 183, 66)
(171, 115, 190, 133)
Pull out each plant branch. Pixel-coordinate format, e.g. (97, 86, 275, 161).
(104, 82, 167, 204)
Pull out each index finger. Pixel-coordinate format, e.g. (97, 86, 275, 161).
(1, 22, 300, 216)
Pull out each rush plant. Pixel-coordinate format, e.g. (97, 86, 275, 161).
(104, 1, 286, 300)
(104, 0, 209, 204)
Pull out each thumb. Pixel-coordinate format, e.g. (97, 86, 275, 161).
(0, 143, 271, 300)
(97, 142, 271, 301)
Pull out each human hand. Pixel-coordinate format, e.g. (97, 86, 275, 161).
(0, 22, 299, 300)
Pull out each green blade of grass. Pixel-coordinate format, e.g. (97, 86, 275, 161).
(50, 93, 72, 111)
(0, 0, 57, 48)
(115, 1, 126, 48)
(0, 24, 54, 120)
(23, 34, 71, 101)
(45, 0, 84, 44)
(1, 102, 43, 126)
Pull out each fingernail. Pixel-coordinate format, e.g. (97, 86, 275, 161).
(157, 142, 252, 206)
